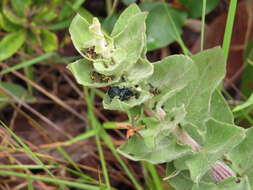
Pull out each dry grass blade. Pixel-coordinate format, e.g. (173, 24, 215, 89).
(0, 62, 87, 123)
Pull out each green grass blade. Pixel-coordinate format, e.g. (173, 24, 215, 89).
(0, 121, 54, 177)
(62, 129, 97, 145)
(84, 88, 111, 189)
(27, 178, 34, 190)
(85, 89, 142, 189)
(0, 52, 55, 75)
(163, 3, 190, 55)
(222, 0, 238, 61)
(200, 0, 207, 51)
(143, 162, 163, 190)
(0, 170, 100, 190)
(100, 128, 143, 190)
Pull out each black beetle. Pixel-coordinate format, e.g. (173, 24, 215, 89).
(107, 86, 138, 101)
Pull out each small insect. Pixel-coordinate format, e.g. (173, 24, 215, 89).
(84, 46, 97, 59)
(116, 123, 145, 139)
(148, 83, 161, 95)
(90, 71, 113, 83)
(107, 86, 139, 101)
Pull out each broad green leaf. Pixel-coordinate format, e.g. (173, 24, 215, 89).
(77, 8, 93, 24)
(178, 0, 219, 18)
(92, 48, 127, 76)
(35, 8, 57, 23)
(168, 170, 250, 190)
(0, 82, 36, 108)
(233, 93, 253, 112)
(248, 169, 253, 188)
(140, 2, 186, 51)
(72, 0, 86, 10)
(118, 134, 192, 164)
(102, 14, 119, 34)
(69, 14, 97, 58)
(167, 170, 193, 190)
(10, 0, 31, 17)
(0, 12, 21, 32)
(184, 119, 245, 183)
(59, 5, 73, 21)
(0, 30, 26, 61)
(192, 177, 250, 190)
(210, 90, 234, 124)
(67, 59, 120, 88)
(147, 54, 198, 112)
(2, 1, 27, 25)
(118, 105, 192, 163)
(113, 12, 147, 64)
(228, 127, 253, 176)
(148, 55, 197, 91)
(120, 55, 198, 163)
(125, 58, 153, 83)
(144, 106, 187, 148)
(40, 29, 58, 52)
(163, 47, 227, 133)
(111, 3, 141, 37)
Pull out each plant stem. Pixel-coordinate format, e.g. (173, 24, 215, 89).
(109, 0, 119, 17)
(222, 0, 238, 61)
(106, 0, 113, 16)
(200, 0, 207, 51)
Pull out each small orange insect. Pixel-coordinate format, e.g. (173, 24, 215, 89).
(116, 123, 145, 139)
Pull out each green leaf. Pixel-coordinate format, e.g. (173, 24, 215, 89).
(0, 12, 21, 32)
(228, 127, 253, 176)
(140, 2, 187, 51)
(111, 3, 141, 37)
(118, 106, 192, 163)
(233, 93, 253, 112)
(40, 29, 58, 52)
(0, 30, 26, 61)
(163, 47, 227, 133)
(10, 0, 31, 17)
(77, 8, 93, 24)
(102, 14, 119, 34)
(192, 177, 251, 190)
(67, 59, 120, 88)
(168, 170, 251, 190)
(178, 0, 219, 18)
(210, 90, 234, 124)
(69, 14, 97, 58)
(184, 119, 245, 183)
(125, 58, 154, 83)
(147, 54, 198, 113)
(113, 12, 147, 64)
(2, 2, 27, 25)
(92, 48, 127, 76)
(118, 134, 191, 164)
(148, 55, 197, 91)
(0, 82, 36, 108)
